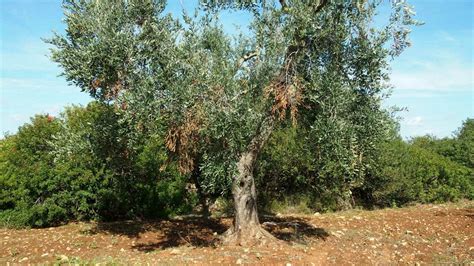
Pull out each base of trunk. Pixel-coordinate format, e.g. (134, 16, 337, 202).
(222, 151, 280, 246)
(221, 224, 277, 246)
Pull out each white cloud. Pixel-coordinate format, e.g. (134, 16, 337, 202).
(0, 42, 59, 73)
(391, 61, 473, 91)
(0, 77, 79, 95)
(390, 29, 473, 92)
(8, 114, 29, 122)
(405, 116, 423, 126)
(438, 31, 458, 44)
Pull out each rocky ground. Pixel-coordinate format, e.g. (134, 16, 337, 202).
(1, 201, 473, 265)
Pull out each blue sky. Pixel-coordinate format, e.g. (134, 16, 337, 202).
(1, 0, 472, 139)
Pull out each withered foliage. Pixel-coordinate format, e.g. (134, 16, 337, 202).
(105, 80, 123, 100)
(165, 109, 204, 174)
(265, 76, 303, 126)
(90, 71, 125, 100)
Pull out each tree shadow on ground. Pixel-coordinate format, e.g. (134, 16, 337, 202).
(261, 215, 329, 244)
(88, 215, 328, 252)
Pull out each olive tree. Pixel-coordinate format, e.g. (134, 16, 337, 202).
(48, 0, 419, 245)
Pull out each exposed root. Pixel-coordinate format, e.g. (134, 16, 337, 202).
(221, 225, 281, 247)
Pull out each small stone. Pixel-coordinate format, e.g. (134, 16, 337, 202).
(354, 216, 362, 220)
(236, 258, 243, 264)
(405, 230, 413, 235)
(213, 232, 218, 236)
(19, 257, 28, 262)
(120, 248, 125, 252)
(58, 255, 68, 261)
(170, 249, 180, 255)
(66, 247, 71, 251)
(41, 253, 49, 257)
(313, 212, 321, 216)
(286, 263, 292, 266)
(368, 237, 375, 242)
(244, 248, 250, 253)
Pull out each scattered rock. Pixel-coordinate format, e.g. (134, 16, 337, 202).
(236, 258, 243, 264)
(170, 249, 180, 255)
(313, 212, 321, 216)
(263, 221, 277, 227)
(332, 230, 345, 238)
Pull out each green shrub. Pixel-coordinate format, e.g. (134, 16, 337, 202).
(0, 103, 196, 228)
(368, 140, 473, 206)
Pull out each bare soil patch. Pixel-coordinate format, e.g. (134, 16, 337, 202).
(1, 201, 473, 264)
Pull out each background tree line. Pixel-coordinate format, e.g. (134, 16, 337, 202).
(1, 101, 472, 227)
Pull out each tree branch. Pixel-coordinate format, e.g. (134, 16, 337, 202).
(236, 51, 259, 69)
(315, 0, 328, 13)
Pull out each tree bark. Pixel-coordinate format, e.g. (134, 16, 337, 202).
(223, 115, 277, 246)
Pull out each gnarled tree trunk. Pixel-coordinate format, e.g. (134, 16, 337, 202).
(223, 115, 277, 246)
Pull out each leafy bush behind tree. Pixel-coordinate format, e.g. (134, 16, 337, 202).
(0, 102, 195, 228)
(257, 119, 473, 212)
(1, 103, 472, 227)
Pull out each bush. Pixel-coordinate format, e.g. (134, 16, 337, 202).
(1, 102, 471, 226)
(0, 103, 196, 228)
(368, 140, 473, 206)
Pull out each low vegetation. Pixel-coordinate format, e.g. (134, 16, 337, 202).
(1, 102, 472, 227)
